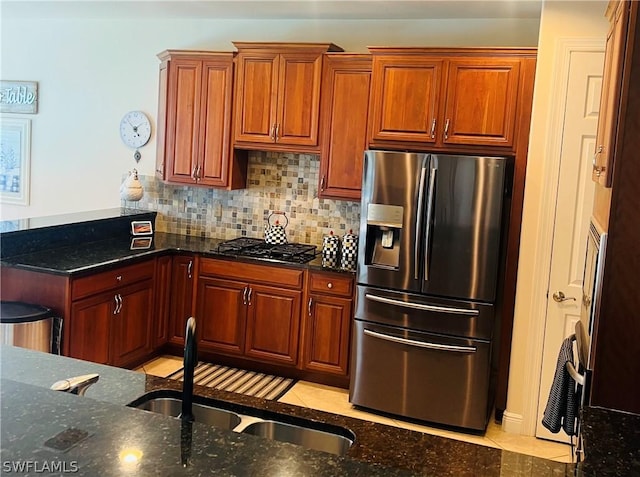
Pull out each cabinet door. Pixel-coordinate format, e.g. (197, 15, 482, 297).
(165, 58, 202, 184)
(276, 52, 323, 146)
(154, 255, 172, 348)
(198, 58, 233, 187)
(196, 277, 247, 355)
(69, 292, 113, 364)
(245, 284, 302, 366)
(369, 56, 444, 144)
(111, 280, 155, 368)
(442, 58, 521, 147)
(593, 0, 629, 187)
(233, 52, 279, 144)
(168, 255, 196, 345)
(303, 293, 352, 376)
(319, 55, 371, 200)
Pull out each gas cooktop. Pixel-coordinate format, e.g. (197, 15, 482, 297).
(214, 238, 318, 264)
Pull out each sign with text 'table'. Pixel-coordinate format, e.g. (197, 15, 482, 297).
(0, 81, 38, 114)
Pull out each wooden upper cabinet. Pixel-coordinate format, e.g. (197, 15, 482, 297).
(156, 50, 244, 189)
(319, 54, 372, 201)
(232, 42, 343, 151)
(369, 55, 444, 144)
(593, 0, 631, 187)
(367, 47, 536, 152)
(442, 58, 520, 147)
(232, 51, 280, 144)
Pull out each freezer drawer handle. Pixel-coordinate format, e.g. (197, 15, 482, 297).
(364, 329, 477, 353)
(365, 293, 479, 316)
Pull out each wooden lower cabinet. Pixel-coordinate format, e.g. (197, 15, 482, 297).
(300, 271, 354, 377)
(196, 258, 304, 366)
(302, 293, 352, 376)
(69, 278, 154, 368)
(244, 284, 302, 365)
(168, 255, 196, 345)
(110, 280, 154, 367)
(196, 277, 247, 355)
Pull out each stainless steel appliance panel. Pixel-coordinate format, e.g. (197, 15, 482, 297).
(357, 151, 429, 293)
(349, 320, 491, 431)
(355, 285, 495, 340)
(422, 154, 506, 302)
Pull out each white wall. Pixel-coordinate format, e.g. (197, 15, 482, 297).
(504, 0, 608, 435)
(0, 16, 539, 220)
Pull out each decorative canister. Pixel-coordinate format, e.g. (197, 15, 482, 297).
(322, 254, 339, 269)
(322, 230, 340, 257)
(340, 229, 358, 270)
(264, 211, 288, 244)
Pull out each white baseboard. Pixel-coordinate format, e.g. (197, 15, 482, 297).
(501, 411, 525, 435)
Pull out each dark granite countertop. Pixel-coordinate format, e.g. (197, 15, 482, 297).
(0, 346, 577, 476)
(0, 231, 356, 277)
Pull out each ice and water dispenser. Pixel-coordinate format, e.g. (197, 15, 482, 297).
(362, 204, 403, 269)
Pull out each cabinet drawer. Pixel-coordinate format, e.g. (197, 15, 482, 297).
(200, 258, 304, 289)
(309, 272, 353, 297)
(72, 260, 156, 300)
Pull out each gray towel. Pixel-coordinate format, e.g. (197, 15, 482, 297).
(542, 335, 580, 436)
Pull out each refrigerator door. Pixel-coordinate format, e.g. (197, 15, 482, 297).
(422, 154, 507, 302)
(357, 150, 429, 293)
(349, 320, 492, 431)
(355, 285, 495, 340)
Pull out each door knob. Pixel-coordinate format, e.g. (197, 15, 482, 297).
(552, 291, 576, 303)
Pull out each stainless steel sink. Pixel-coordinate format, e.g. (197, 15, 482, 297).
(240, 420, 354, 456)
(134, 396, 241, 430)
(128, 390, 355, 456)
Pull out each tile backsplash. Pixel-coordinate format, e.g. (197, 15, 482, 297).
(127, 151, 361, 247)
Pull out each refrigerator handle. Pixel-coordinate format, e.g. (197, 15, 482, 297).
(414, 164, 428, 280)
(423, 161, 438, 282)
(365, 293, 479, 316)
(364, 329, 477, 353)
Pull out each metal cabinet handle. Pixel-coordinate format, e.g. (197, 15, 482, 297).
(308, 297, 313, 316)
(247, 287, 253, 305)
(364, 329, 476, 353)
(118, 294, 123, 313)
(320, 176, 325, 192)
(116, 275, 122, 282)
(187, 260, 193, 279)
(429, 118, 436, 139)
(242, 286, 248, 305)
(552, 291, 576, 303)
(275, 124, 279, 141)
(327, 282, 333, 289)
(270, 124, 276, 141)
(113, 295, 119, 315)
(192, 165, 198, 181)
(444, 118, 450, 140)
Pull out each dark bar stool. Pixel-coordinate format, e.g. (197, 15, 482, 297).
(0, 301, 61, 354)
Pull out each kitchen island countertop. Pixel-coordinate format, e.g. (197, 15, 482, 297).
(0, 345, 578, 477)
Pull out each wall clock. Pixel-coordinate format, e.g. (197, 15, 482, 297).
(119, 110, 151, 162)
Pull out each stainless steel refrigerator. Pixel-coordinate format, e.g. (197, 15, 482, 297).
(349, 150, 512, 431)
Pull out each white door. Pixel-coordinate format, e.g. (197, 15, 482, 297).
(535, 49, 604, 442)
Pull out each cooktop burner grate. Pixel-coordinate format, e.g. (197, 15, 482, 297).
(214, 238, 317, 263)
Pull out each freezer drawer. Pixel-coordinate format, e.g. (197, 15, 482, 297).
(355, 285, 495, 340)
(349, 320, 492, 431)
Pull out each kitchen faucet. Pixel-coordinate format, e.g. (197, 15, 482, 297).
(181, 317, 197, 422)
(50, 373, 99, 396)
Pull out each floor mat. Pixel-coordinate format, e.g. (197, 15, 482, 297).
(166, 362, 297, 401)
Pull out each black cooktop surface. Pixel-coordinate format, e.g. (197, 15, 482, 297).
(215, 238, 317, 263)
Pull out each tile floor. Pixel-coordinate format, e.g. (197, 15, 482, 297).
(135, 356, 573, 463)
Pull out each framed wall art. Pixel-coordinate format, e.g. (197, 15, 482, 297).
(0, 117, 31, 206)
